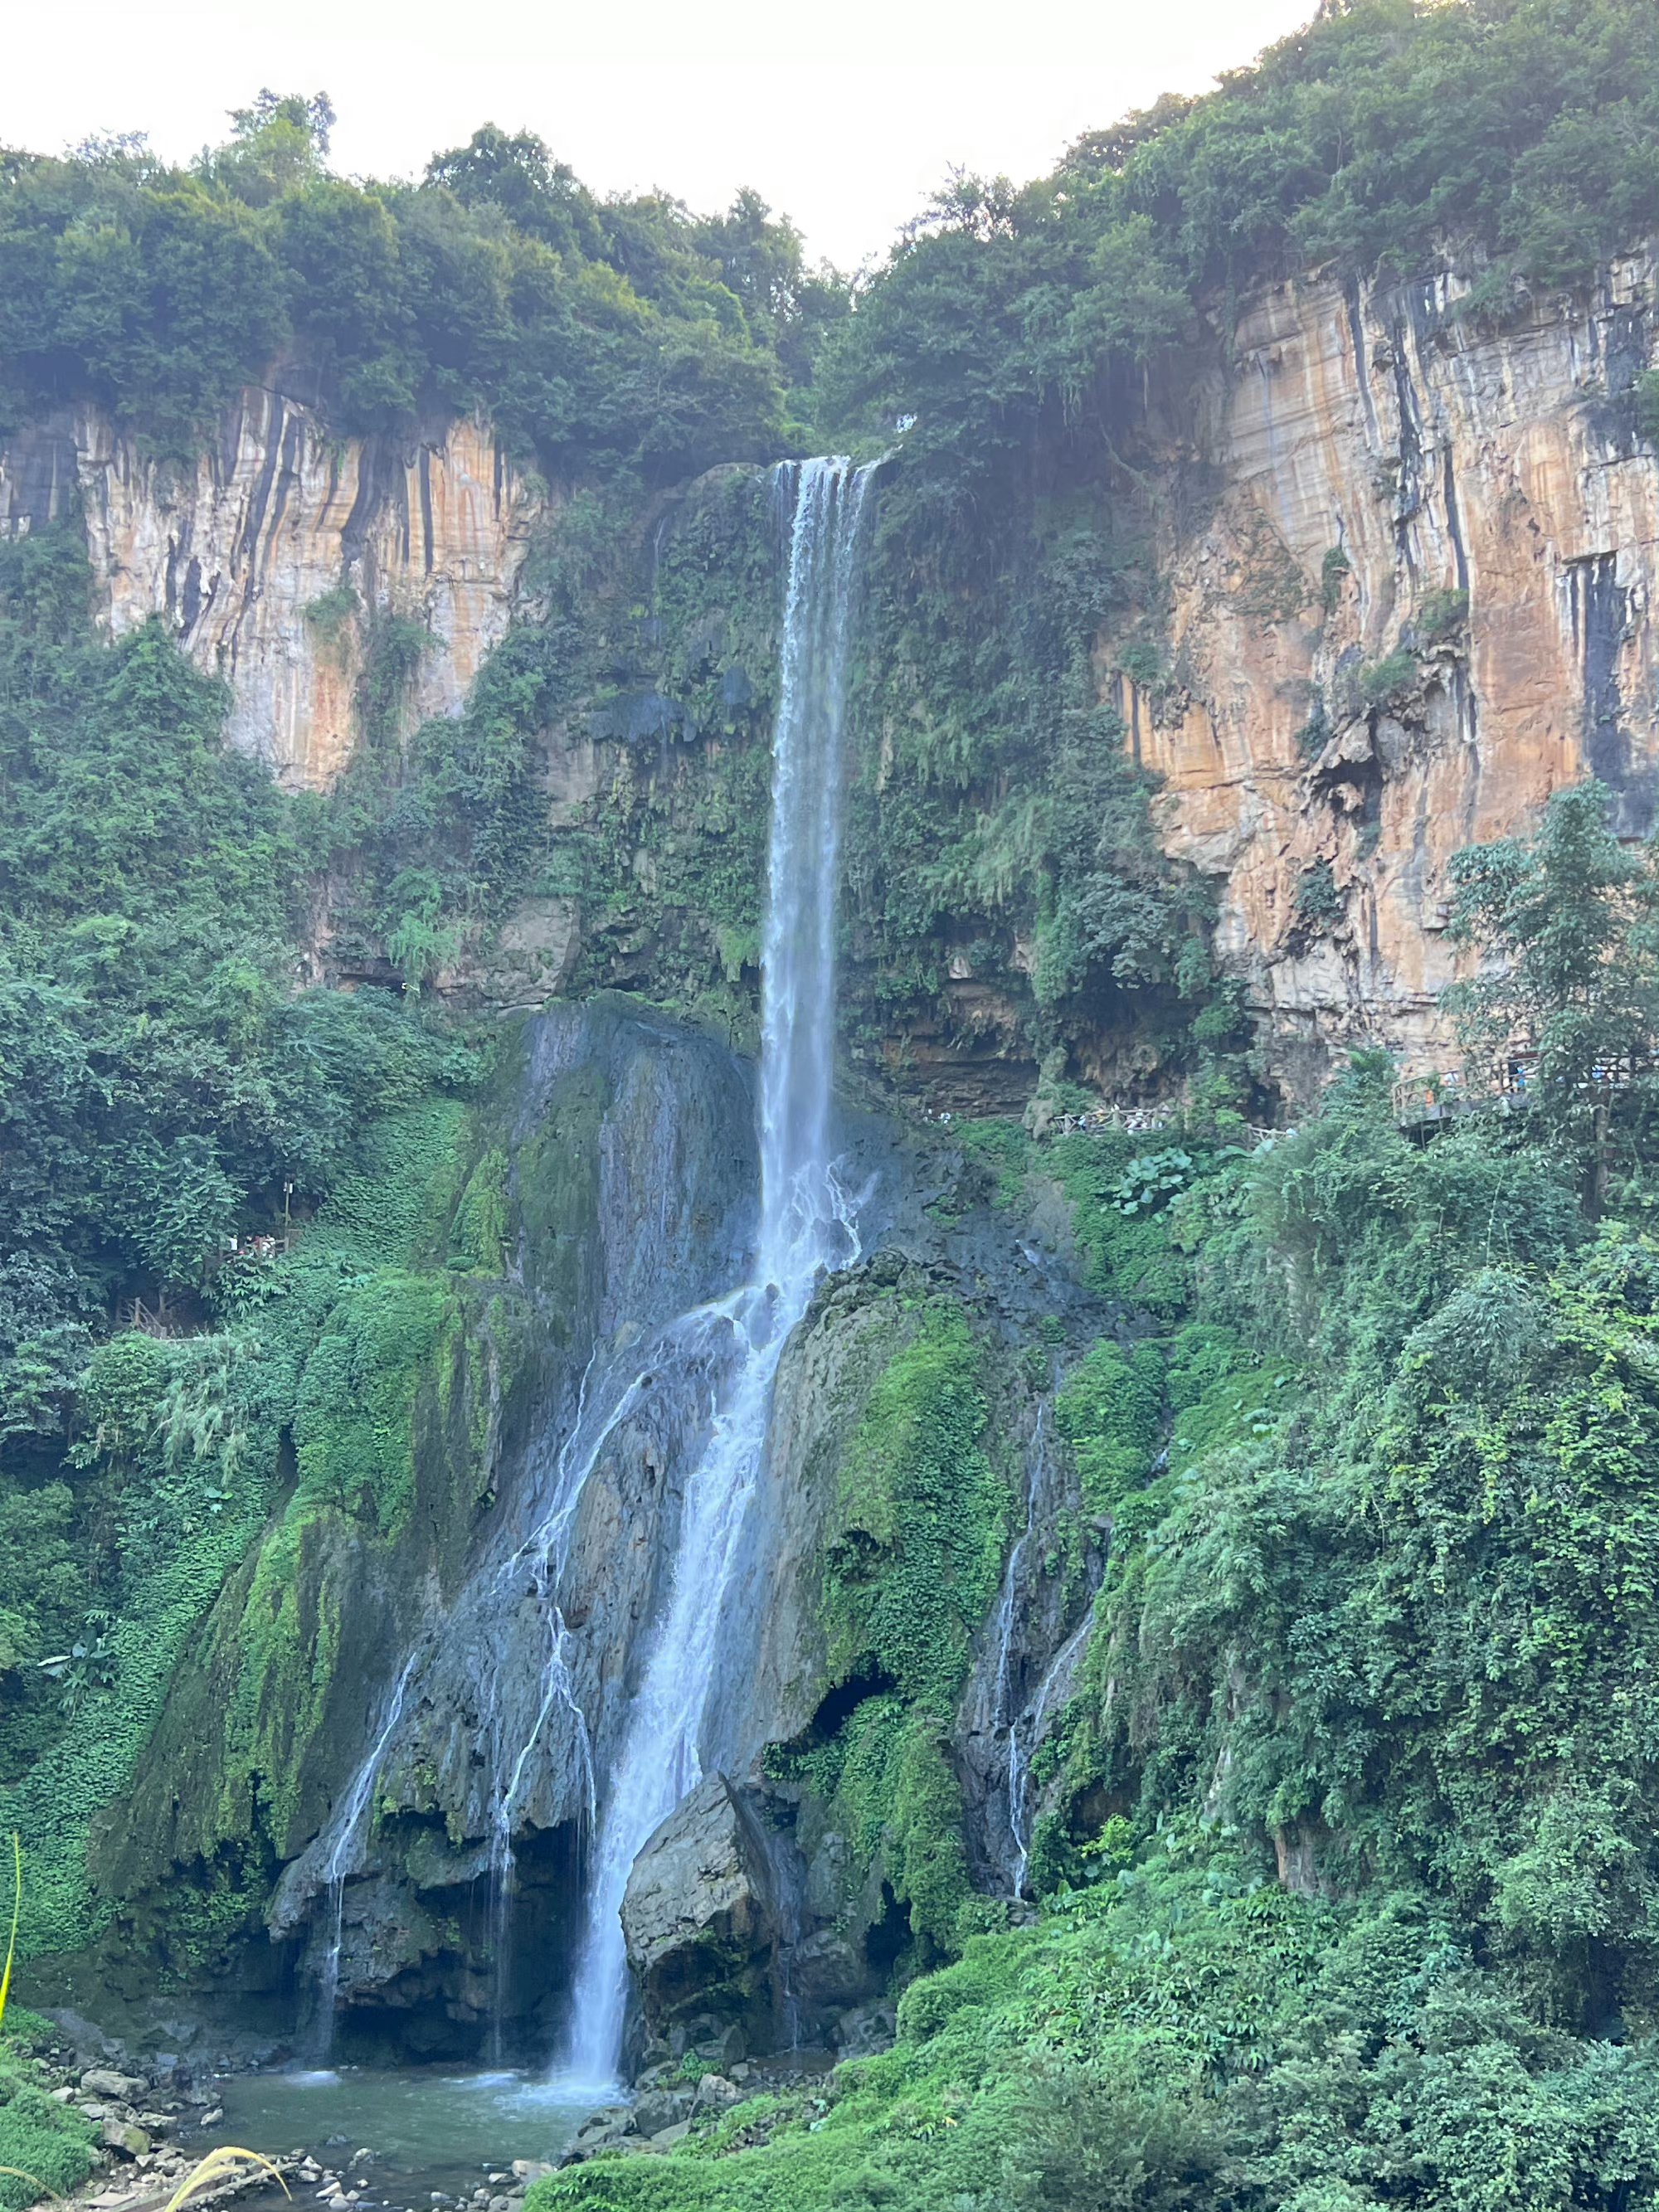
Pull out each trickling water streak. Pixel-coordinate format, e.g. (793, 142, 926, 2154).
(993, 1406, 1046, 1898)
(313, 1655, 419, 2060)
(557, 457, 875, 2092)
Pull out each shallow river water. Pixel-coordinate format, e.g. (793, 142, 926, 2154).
(204, 2069, 590, 2205)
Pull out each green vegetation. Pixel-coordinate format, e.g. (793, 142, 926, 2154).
(825, 0, 1659, 498)
(811, 0, 1659, 1098)
(2, 10, 1659, 2205)
(532, 1853, 1659, 2210)
(1447, 776, 1659, 1169)
(776, 1301, 1009, 1960)
(0, 100, 838, 477)
(1357, 648, 1421, 709)
(0, 482, 504, 1958)
(0, 2012, 96, 2209)
(2, 1086, 511, 1959)
(837, 498, 1224, 1077)
(1415, 586, 1471, 644)
(1293, 858, 1345, 931)
(820, 1304, 1006, 1713)
(541, 787, 1659, 2208)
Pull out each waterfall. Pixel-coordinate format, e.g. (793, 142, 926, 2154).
(311, 1654, 418, 2064)
(992, 1406, 1046, 1898)
(558, 456, 875, 2090)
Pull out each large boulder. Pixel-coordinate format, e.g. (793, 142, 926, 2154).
(620, 1775, 780, 2041)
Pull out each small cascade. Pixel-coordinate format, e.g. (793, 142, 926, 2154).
(1010, 1609, 1095, 1884)
(988, 1393, 1103, 1901)
(558, 456, 876, 2090)
(481, 1310, 740, 2049)
(992, 1405, 1047, 1898)
(312, 1655, 419, 2062)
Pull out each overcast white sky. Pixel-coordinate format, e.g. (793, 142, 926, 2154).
(4, 0, 1317, 271)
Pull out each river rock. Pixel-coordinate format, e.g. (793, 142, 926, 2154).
(101, 2119, 151, 2156)
(631, 2088, 693, 2137)
(82, 2069, 148, 2101)
(621, 1773, 778, 2036)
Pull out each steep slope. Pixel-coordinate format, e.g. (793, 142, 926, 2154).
(1129, 249, 1659, 1085)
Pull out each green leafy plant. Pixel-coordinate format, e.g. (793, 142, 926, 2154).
(1357, 648, 1420, 709)
(1112, 1149, 1195, 1215)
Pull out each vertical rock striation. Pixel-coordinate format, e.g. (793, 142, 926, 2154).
(1126, 250, 1659, 1086)
(0, 391, 542, 788)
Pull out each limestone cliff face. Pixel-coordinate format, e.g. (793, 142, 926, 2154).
(0, 390, 542, 788)
(5, 260, 1654, 1082)
(1122, 248, 1659, 1090)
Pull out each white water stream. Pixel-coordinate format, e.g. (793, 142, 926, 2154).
(313, 1655, 419, 2056)
(557, 456, 875, 2088)
(300, 457, 874, 2082)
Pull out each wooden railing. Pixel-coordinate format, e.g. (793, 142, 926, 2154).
(1394, 1057, 1647, 1128)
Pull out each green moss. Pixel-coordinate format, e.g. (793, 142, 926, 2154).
(1055, 1338, 1165, 1512)
(1165, 1323, 1292, 1469)
(822, 1303, 1007, 1712)
(805, 1697, 974, 1958)
(4, 1088, 494, 1957)
(293, 1269, 451, 1534)
(450, 1146, 511, 1272)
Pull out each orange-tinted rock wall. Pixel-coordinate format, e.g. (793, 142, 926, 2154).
(0, 391, 542, 790)
(1121, 250, 1659, 1091)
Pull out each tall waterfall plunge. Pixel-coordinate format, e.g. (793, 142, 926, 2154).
(287, 457, 876, 2078)
(560, 455, 876, 2086)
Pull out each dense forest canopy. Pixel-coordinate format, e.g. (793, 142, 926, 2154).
(2, 0, 1657, 484)
(0, 94, 839, 477)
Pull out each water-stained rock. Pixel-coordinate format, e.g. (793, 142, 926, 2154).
(621, 1776, 776, 2003)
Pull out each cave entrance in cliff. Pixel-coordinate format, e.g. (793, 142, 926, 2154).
(324, 1821, 586, 2069)
(489, 1819, 586, 2066)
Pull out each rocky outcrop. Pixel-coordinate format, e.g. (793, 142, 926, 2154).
(0, 391, 542, 788)
(620, 1777, 779, 2040)
(1126, 247, 1659, 1090)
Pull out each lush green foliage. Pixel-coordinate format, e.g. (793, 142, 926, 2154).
(0, 511, 500, 1956)
(0, 103, 837, 477)
(839, 499, 1224, 1072)
(325, 466, 785, 1039)
(0, 2020, 96, 2208)
(821, 1301, 1005, 1711)
(1447, 778, 1659, 1178)
(826, 0, 1659, 489)
(0, 523, 465, 1436)
(0, 1087, 506, 1958)
(778, 1300, 1010, 1959)
(535, 1848, 1659, 2210)
(556, 787, 1659, 2207)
